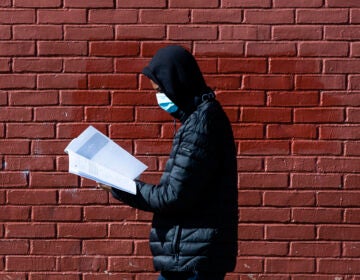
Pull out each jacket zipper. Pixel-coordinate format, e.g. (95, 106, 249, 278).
(173, 225, 181, 261)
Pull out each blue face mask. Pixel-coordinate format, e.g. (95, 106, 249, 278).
(156, 93, 178, 113)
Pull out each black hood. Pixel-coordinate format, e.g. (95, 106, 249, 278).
(142, 45, 211, 115)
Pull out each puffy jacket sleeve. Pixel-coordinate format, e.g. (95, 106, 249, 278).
(111, 107, 221, 214)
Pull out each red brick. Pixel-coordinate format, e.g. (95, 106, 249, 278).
(31, 240, 81, 255)
(270, 58, 321, 74)
(292, 208, 342, 223)
(295, 75, 346, 90)
(291, 174, 342, 189)
(30, 273, 81, 280)
(0, 172, 27, 187)
(14, 25, 62, 40)
(64, 58, 113, 73)
(84, 206, 136, 221)
(344, 174, 360, 189)
(347, 108, 360, 122)
(90, 42, 139, 57)
(14, 0, 61, 7)
(60, 90, 109, 105)
(205, 74, 241, 90)
(5, 223, 55, 238)
(38, 41, 87, 56)
(141, 42, 192, 57)
(351, 9, 360, 23)
(294, 108, 344, 123)
(345, 141, 360, 156)
(238, 173, 289, 189)
(0, 108, 32, 121)
(65, 25, 114, 40)
(274, 0, 323, 7)
(239, 141, 290, 155)
(345, 209, 360, 223)
(0, 58, 10, 71)
(299, 42, 349, 57)
(291, 242, 341, 257)
(217, 91, 265, 106)
(0, 206, 30, 221)
(31, 140, 68, 155)
(38, 74, 87, 89)
(4, 156, 54, 171)
(317, 191, 360, 207)
(293, 140, 342, 155)
(242, 108, 292, 123)
(0, 9, 35, 23)
(115, 58, 150, 73)
(64, 0, 114, 7)
(240, 208, 290, 222)
(318, 158, 360, 173)
(238, 190, 262, 205)
(6, 256, 56, 272)
(268, 91, 319, 107)
(266, 258, 315, 273)
(243, 75, 293, 90)
(7, 123, 54, 138)
(140, 9, 189, 23)
(13, 58, 62, 72)
(0, 74, 35, 89)
(320, 125, 360, 140)
(32, 206, 82, 221)
(117, 0, 166, 8)
(7, 190, 57, 205)
(35, 107, 83, 122)
(328, 0, 360, 7)
(222, 0, 271, 8)
(170, 0, 219, 8)
(58, 256, 107, 272)
(239, 241, 288, 256)
(266, 225, 315, 240)
(245, 9, 294, 24)
(168, 25, 217, 40)
(83, 240, 133, 255)
(264, 191, 315, 206)
(318, 259, 360, 274)
(85, 107, 133, 122)
(30, 172, 78, 188)
(59, 189, 108, 205)
(109, 256, 153, 272)
(349, 75, 360, 89)
(116, 25, 166, 40)
(0, 240, 29, 254)
(297, 9, 348, 23)
(0, 140, 30, 155)
(232, 124, 264, 139)
(219, 58, 267, 73)
(38, 9, 86, 23)
(267, 124, 317, 139)
(193, 9, 242, 23)
(326, 26, 360, 40)
(89, 9, 138, 23)
(246, 42, 296, 57)
(58, 223, 107, 238)
(326, 59, 360, 73)
(343, 242, 360, 257)
(89, 74, 137, 89)
(110, 123, 160, 139)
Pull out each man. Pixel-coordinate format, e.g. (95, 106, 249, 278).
(99, 45, 238, 280)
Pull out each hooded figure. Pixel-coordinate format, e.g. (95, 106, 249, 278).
(109, 46, 238, 280)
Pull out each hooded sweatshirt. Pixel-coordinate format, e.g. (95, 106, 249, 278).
(111, 45, 238, 273)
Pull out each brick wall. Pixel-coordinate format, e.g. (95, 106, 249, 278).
(1, 0, 360, 279)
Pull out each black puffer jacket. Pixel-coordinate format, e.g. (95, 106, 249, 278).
(111, 46, 238, 273)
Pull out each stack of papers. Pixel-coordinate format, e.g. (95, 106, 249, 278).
(64, 126, 147, 195)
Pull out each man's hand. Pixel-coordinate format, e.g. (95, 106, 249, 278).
(97, 183, 112, 192)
